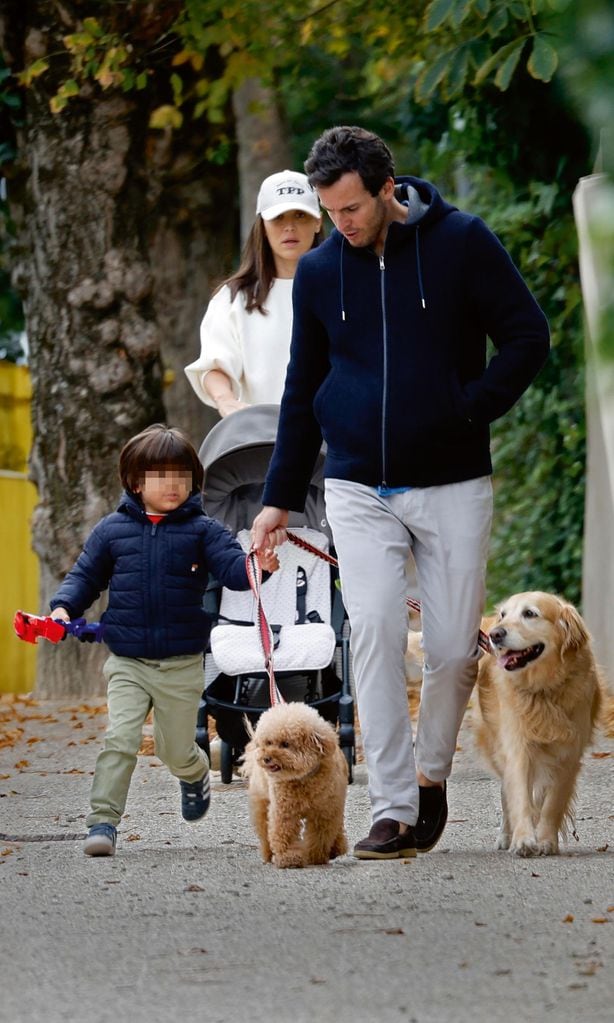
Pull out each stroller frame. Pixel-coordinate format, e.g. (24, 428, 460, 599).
(195, 405, 356, 783)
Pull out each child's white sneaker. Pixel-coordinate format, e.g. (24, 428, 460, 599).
(83, 823, 117, 856)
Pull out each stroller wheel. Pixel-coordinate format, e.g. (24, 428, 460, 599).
(220, 740, 234, 784)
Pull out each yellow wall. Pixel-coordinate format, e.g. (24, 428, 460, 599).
(0, 363, 39, 693)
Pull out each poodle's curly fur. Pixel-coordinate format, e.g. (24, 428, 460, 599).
(241, 702, 348, 868)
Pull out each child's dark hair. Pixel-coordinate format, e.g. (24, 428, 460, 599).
(119, 424, 204, 494)
(304, 126, 395, 197)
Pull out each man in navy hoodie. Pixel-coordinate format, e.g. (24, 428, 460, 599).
(252, 126, 550, 859)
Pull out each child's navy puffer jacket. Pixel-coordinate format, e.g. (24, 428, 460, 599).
(49, 491, 250, 660)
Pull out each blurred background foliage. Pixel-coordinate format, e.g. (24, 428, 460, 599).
(0, 56, 24, 361)
(2, 0, 612, 607)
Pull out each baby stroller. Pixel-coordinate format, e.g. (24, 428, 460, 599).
(196, 404, 355, 783)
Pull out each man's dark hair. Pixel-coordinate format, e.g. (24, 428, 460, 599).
(119, 423, 204, 494)
(304, 126, 395, 196)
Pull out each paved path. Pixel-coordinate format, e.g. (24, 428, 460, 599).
(0, 696, 612, 1023)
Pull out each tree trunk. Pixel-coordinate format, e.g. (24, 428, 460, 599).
(232, 78, 292, 245)
(1, 3, 237, 696)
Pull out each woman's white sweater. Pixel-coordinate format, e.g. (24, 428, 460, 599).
(184, 278, 294, 409)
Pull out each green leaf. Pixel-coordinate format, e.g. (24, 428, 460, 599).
(474, 38, 526, 86)
(415, 51, 454, 103)
(60, 79, 79, 97)
(494, 39, 525, 90)
(487, 6, 508, 33)
(49, 94, 69, 114)
(18, 57, 49, 86)
(425, 0, 456, 32)
(149, 104, 183, 130)
(82, 17, 103, 38)
(446, 46, 470, 97)
(120, 68, 135, 91)
(474, 0, 491, 16)
(170, 72, 183, 103)
(451, 0, 471, 29)
(0, 92, 21, 108)
(527, 34, 559, 82)
(64, 33, 94, 53)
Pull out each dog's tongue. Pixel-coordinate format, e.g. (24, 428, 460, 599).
(497, 646, 539, 671)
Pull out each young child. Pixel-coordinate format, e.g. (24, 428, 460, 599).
(49, 423, 278, 857)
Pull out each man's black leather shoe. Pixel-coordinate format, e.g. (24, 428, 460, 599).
(353, 818, 417, 859)
(415, 780, 448, 852)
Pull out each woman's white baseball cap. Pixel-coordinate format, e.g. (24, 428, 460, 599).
(256, 170, 321, 221)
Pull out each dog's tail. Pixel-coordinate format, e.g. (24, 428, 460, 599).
(235, 714, 256, 780)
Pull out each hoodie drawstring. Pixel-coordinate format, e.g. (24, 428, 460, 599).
(415, 225, 426, 310)
(340, 235, 346, 321)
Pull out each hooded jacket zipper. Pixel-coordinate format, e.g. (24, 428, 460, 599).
(338, 220, 427, 489)
(379, 251, 388, 488)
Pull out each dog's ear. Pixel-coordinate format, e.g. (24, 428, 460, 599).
(310, 725, 337, 757)
(558, 601, 589, 655)
(310, 731, 326, 755)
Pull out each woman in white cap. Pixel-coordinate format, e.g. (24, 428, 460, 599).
(185, 170, 323, 417)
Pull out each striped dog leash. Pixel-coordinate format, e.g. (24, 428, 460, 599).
(245, 549, 285, 706)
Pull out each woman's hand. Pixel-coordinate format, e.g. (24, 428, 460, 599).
(217, 396, 249, 417)
(204, 370, 248, 417)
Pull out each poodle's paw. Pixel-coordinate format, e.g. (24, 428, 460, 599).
(272, 848, 305, 869)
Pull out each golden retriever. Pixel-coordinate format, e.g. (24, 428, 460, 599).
(240, 702, 349, 868)
(474, 591, 603, 856)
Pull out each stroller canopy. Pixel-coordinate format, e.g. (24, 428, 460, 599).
(199, 404, 331, 540)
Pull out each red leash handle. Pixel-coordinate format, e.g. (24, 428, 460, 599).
(245, 550, 285, 706)
(285, 531, 491, 654)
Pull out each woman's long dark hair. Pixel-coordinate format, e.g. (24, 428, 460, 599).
(217, 215, 323, 314)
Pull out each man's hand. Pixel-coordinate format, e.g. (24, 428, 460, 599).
(251, 506, 289, 554)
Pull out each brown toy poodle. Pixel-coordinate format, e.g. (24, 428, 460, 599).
(241, 702, 349, 868)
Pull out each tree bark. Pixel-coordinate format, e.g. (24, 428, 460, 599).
(1, 2, 237, 695)
(232, 78, 292, 245)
